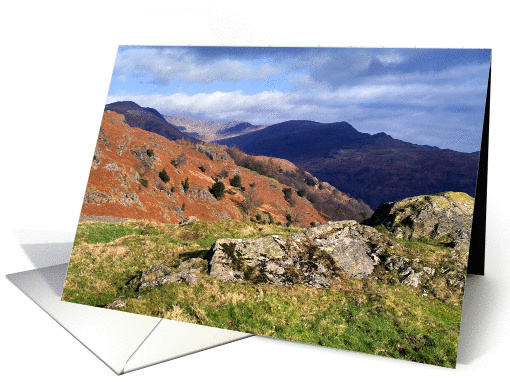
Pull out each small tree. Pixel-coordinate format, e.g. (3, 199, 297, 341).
(181, 203, 186, 211)
(159, 169, 170, 183)
(140, 179, 149, 187)
(230, 174, 242, 188)
(198, 165, 206, 172)
(283, 188, 292, 200)
(146, 148, 154, 157)
(210, 180, 225, 199)
(297, 188, 306, 197)
(181, 177, 190, 192)
(283, 188, 295, 206)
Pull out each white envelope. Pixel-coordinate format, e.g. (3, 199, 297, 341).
(6, 240, 252, 375)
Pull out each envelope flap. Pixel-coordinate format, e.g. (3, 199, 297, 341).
(7, 264, 161, 374)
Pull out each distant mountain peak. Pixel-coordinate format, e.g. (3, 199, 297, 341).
(105, 101, 198, 143)
(164, 114, 267, 142)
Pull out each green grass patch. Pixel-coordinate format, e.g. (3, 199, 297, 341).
(63, 219, 463, 367)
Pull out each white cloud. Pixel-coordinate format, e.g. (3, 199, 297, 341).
(106, 75, 485, 124)
(376, 51, 405, 65)
(113, 47, 282, 85)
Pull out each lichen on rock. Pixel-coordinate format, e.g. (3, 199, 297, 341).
(207, 221, 394, 287)
(365, 191, 474, 254)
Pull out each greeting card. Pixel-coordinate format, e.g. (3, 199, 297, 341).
(61, 46, 490, 368)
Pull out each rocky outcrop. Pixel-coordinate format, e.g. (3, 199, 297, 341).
(206, 191, 472, 291)
(179, 216, 198, 225)
(122, 193, 472, 296)
(365, 192, 474, 253)
(126, 260, 207, 291)
(195, 144, 230, 161)
(105, 299, 126, 309)
(208, 221, 393, 287)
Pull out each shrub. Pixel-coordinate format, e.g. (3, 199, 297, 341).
(240, 189, 263, 214)
(210, 181, 225, 199)
(181, 177, 190, 192)
(159, 169, 170, 183)
(255, 214, 261, 221)
(285, 213, 292, 223)
(198, 165, 206, 172)
(181, 203, 186, 211)
(140, 179, 149, 188)
(266, 212, 274, 225)
(285, 222, 291, 227)
(230, 174, 242, 188)
(170, 186, 175, 193)
(283, 188, 296, 206)
(297, 188, 306, 197)
(146, 148, 154, 157)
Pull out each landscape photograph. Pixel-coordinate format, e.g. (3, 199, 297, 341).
(61, 46, 491, 368)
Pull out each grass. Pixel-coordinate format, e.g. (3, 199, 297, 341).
(63, 219, 463, 368)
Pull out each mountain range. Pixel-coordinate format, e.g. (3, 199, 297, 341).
(215, 120, 480, 208)
(82, 108, 370, 226)
(103, 101, 480, 211)
(164, 114, 266, 141)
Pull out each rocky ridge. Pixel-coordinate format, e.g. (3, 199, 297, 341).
(124, 192, 473, 302)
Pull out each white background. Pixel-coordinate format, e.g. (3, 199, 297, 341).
(1, 1, 509, 380)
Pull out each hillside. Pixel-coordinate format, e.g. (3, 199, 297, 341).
(164, 114, 266, 141)
(82, 110, 328, 227)
(226, 147, 373, 221)
(215, 120, 480, 208)
(105, 101, 198, 142)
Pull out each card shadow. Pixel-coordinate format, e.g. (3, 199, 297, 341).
(19, 243, 72, 296)
(456, 274, 496, 364)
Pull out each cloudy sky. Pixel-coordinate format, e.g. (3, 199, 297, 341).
(106, 46, 491, 152)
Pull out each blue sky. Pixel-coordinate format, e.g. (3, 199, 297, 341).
(106, 46, 491, 152)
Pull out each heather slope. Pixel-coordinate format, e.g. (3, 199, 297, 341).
(82, 110, 326, 227)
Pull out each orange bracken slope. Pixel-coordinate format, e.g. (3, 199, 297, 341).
(80, 111, 327, 227)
